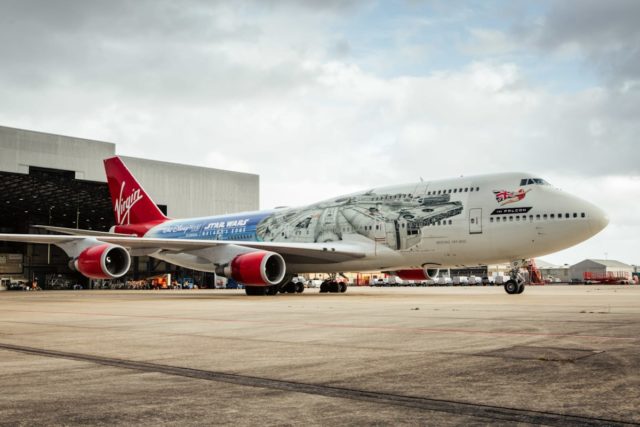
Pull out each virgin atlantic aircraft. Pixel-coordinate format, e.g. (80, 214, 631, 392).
(0, 157, 608, 295)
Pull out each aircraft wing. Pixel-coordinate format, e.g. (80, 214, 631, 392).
(32, 225, 134, 237)
(0, 234, 368, 264)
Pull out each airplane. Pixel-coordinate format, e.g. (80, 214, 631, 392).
(0, 157, 608, 295)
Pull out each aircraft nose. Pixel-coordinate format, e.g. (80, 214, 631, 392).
(589, 204, 609, 235)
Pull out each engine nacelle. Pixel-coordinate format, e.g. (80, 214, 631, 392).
(393, 268, 440, 281)
(71, 244, 131, 279)
(223, 251, 286, 286)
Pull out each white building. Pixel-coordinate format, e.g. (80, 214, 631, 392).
(0, 125, 259, 285)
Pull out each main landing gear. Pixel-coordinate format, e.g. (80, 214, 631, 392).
(319, 274, 348, 294)
(504, 259, 526, 295)
(244, 276, 305, 296)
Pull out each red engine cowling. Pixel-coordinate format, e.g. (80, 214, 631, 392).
(72, 244, 131, 279)
(224, 251, 286, 286)
(393, 268, 439, 281)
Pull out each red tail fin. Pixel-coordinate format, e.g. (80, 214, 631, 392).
(103, 157, 169, 226)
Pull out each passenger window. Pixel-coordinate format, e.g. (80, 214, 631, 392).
(437, 190, 441, 195)
(529, 215, 533, 221)
(464, 188, 468, 192)
(536, 214, 540, 219)
(453, 188, 457, 193)
(459, 188, 463, 193)
(550, 214, 555, 219)
(543, 214, 548, 219)
(449, 220, 452, 225)
(448, 189, 452, 194)
(490, 218, 494, 223)
(470, 219, 474, 224)
(565, 213, 569, 218)
(581, 213, 585, 218)
(516, 216, 520, 221)
(470, 187, 474, 192)
(573, 213, 577, 218)
(509, 216, 513, 222)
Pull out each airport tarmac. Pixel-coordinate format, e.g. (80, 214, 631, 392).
(0, 285, 639, 426)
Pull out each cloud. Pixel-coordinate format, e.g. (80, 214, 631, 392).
(462, 28, 518, 56)
(511, 0, 640, 85)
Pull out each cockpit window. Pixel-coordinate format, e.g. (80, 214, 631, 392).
(520, 178, 550, 186)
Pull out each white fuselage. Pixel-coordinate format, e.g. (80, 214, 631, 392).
(146, 172, 608, 274)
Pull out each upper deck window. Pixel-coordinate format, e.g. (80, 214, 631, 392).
(520, 178, 550, 186)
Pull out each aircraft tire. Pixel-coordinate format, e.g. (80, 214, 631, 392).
(330, 282, 340, 293)
(295, 283, 304, 293)
(286, 282, 296, 293)
(266, 285, 279, 295)
(320, 282, 328, 293)
(516, 283, 525, 294)
(504, 280, 518, 295)
(339, 283, 347, 293)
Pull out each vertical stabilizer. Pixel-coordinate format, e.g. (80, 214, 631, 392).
(103, 157, 169, 226)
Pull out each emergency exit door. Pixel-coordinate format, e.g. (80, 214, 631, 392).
(469, 208, 482, 234)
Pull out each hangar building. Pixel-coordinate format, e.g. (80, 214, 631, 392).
(569, 259, 634, 282)
(0, 125, 259, 287)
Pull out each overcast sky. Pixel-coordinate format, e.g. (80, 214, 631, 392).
(0, 0, 638, 266)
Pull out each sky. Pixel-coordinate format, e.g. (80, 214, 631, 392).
(0, 0, 638, 266)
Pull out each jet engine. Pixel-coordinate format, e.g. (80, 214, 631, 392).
(223, 251, 286, 286)
(392, 268, 439, 281)
(71, 243, 131, 279)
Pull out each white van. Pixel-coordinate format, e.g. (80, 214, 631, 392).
(437, 276, 452, 286)
(494, 275, 510, 285)
(468, 276, 480, 285)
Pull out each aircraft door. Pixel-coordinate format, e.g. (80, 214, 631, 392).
(469, 208, 482, 234)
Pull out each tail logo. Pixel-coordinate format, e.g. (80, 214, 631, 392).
(115, 181, 143, 224)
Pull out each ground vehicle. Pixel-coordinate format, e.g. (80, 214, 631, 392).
(306, 278, 323, 288)
(494, 275, 510, 285)
(437, 276, 452, 286)
(468, 276, 480, 285)
(481, 276, 492, 286)
(452, 276, 468, 286)
(387, 276, 404, 285)
(371, 278, 386, 286)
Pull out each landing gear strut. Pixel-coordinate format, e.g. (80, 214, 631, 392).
(504, 260, 526, 295)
